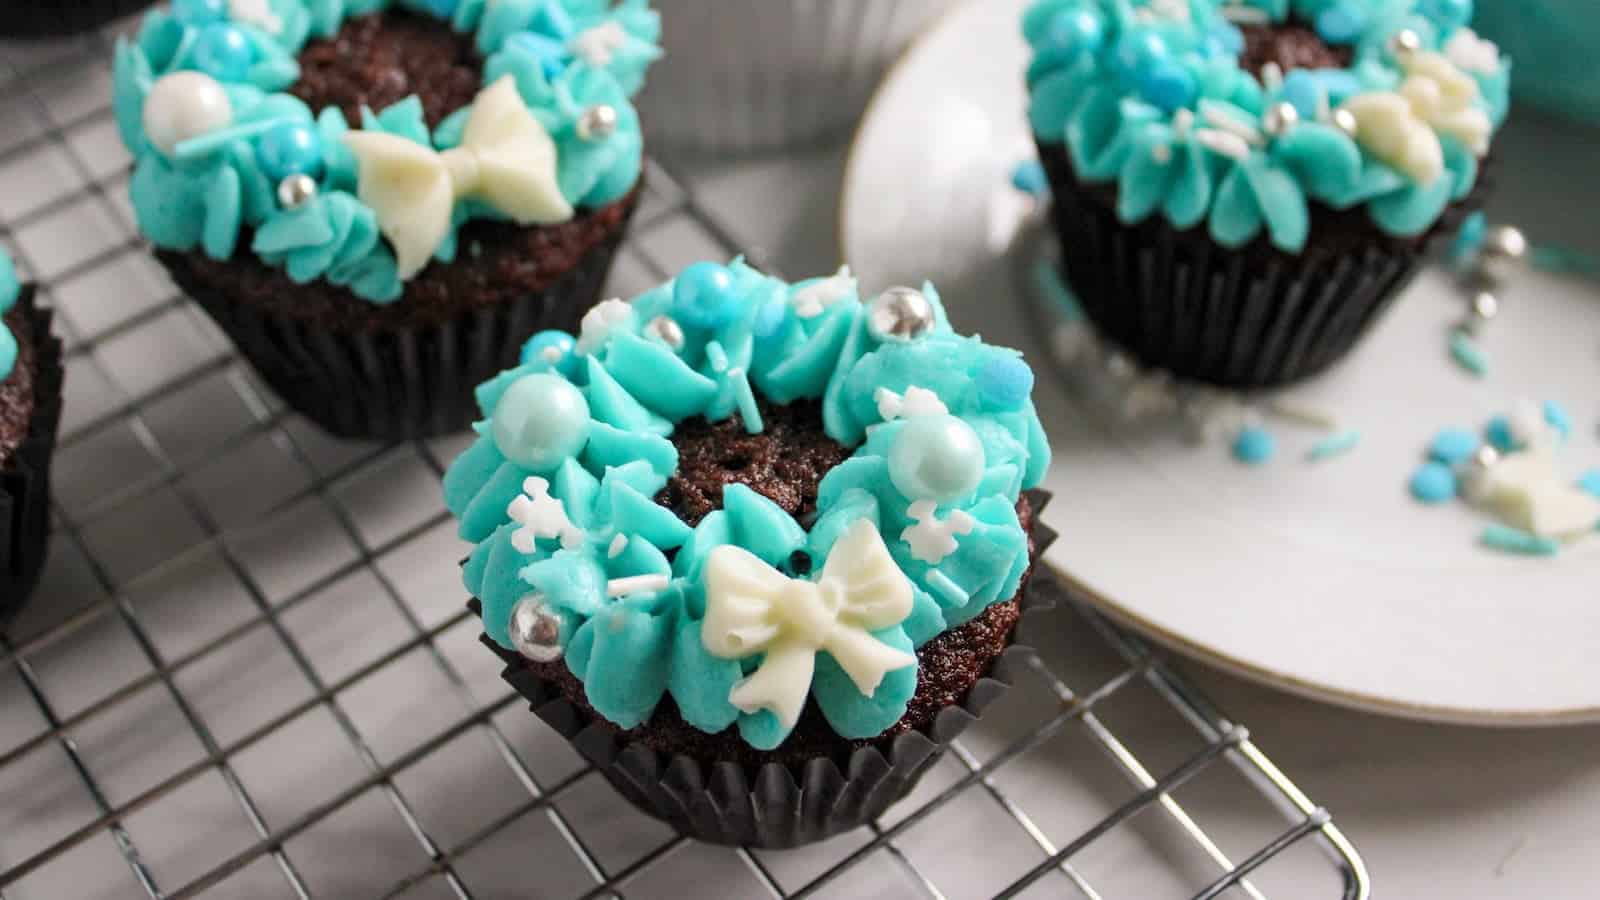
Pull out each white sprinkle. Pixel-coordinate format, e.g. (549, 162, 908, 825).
(608, 534, 628, 558)
(1220, 4, 1270, 25)
(1261, 62, 1285, 92)
(1172, 108, 1196, 138)
(1151, 142, 1173, 164)
(1268, 398, 1342, 431)
(607, 574, 670, 598)
(790, 265, 857, 318)
(1201, 101, 1265, 145)
(1194, 128, 1253, 161)
(571, 21, 628, 66)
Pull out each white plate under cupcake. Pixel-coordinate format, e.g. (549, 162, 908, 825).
(841, 0, 1600, 726)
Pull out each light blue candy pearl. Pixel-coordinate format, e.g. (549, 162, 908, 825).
(1232, 427, 1275, 465)
(520, 330, 579, 378)
(672, 262, 740, 331)
(172, 0, 226, 24)
(192, 24, 254, 81)
(1485, 415, 1518, 452)
(257, 123, 323, 181)
(888, 415, 985, 503)
(1428, 428, 1479, 465)
(1315, 2, 1369, 45)
(1410, 462, 1458, 504)
(1140, 59, 1196, 113)
(1279, 70, 1325, 121)
(1044, 8, 1105, 56)
(1113, 30, 1168, 79)
(752, 296, 788, 340)
(977, 357, 1034, 411)
(492, 373, 592, 471)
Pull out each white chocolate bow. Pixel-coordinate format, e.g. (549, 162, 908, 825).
(1339, 51, 1490, 185)
(343, 76, 574, 279)
(702, 519, 917, 730)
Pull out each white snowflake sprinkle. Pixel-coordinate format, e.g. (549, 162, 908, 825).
(1445, 28, 1501, 75)
(571, 22, 628, 66)
(790, 265, 857, 318)
(900, 500, 976, 565)
(875, 385, 949, 422)
(508, 477, 582, 553)
(577, 298, 634, 354)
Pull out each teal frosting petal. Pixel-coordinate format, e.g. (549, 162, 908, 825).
(813, 627, 918, 740)
(1209, 163, 1266, 248)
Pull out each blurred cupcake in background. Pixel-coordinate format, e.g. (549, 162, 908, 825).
(638, 0, 959, 153)
(1473, 0, 1595, 127)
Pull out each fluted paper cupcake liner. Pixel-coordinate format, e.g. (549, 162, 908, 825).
(158, 212, 633, 441)
(480, 489, 1057, 849)
(1, 289, 64, 626)
(638, 0, 959, 154)
(0, 1, 153, 37)
(1037, 140, 1489, 388)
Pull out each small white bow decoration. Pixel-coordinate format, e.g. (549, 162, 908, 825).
(702, 519, 917, 730)
(343, 76, 574, 279)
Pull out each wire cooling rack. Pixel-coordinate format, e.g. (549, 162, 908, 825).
(0, 18, 1369, 900)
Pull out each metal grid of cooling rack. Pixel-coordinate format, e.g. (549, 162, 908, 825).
(0, 18, 1368, 900)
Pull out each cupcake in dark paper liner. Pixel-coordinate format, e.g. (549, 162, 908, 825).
(1, 0, 153, 38)
(1024, 0, 1511, 388)
(1, 250, 65, 625)
(444, 261, 1055, 847)
(112, 0, 662, 439)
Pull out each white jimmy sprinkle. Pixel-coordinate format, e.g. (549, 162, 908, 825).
(607, 574, 671, 597)
(1201, 101, 1265, 145)
(608, 533, 628, 558)
(1194, 128, 1253, 161)
(229, 0, 283, 34)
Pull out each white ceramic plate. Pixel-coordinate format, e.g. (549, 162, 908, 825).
(843, 0, 1600, 726)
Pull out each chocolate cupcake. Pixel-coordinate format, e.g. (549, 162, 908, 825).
(112, 1, 662, 438)
(444, 261, 1055, 847)
(0, 0, 153, 38)
(1, 250, 65, 628)
(1024, 0, 1511, 388)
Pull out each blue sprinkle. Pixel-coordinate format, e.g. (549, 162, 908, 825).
(1428, 428, 1480, 465)
(976, 357, 1035, 411)
(1279, 70, 1325, 120)
(1543, 400, 1572, 440)
(1480, 524, 1560, 557)
(1409, 462, 1459, 504)
(1307, 429, 1362, 462)
(1449, 211, 1487, 265)
(1485, 415, 1519, 453)
(732, 369, 763, 435)
(1579, 469, 1600, 499)
(1315, 2, 1369, 45)
(1011, 160, 1049, 198)
(926, 571, 969, 607)
(1449, 330, 1488, 378)
(1140, 59, 1196, 112)
(1232, 426, 1276, 465)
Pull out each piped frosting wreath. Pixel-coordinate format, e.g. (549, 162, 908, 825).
(113, 0, 661, 303)
(1024, 0, 1511, 253)
(444, 262, 1052, 750)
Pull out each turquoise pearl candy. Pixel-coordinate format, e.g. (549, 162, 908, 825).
(172, 0, 226, 24)
(1232, 427, 1275, 465)
(752, 296, 788, 340)
(192, 24, 254, 81)
(257, 123, 324, 181)
(492, 374, 592, 471)
(672, 262, 740, 331)
(889, 415, 986, 503)
(520, 329, 580, 377)
(1410, 462, 1458, 504)
(1113, 30, 1168, 79)
(1140, 59, 1196, 113)
(1485, 415, 1518, 452)
(1428, 428, 1479, 465)
(1044, 8, 1105, 57)
(976, 357, 1034, 411)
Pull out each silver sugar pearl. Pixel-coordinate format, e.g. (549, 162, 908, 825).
(644, 314, 685, 351)
(509, 594, 565, 663)
(866, 286, 935, 342)
(1472, 444, 1502, 471)
(1330, 107, 1359, 138)
(1471, 290, 1499, 321)
(1389, 28, 1422, 57)
(1472, 225, 1528, 286)
(576, 103, 619, 141)
(276, 174, 318, 210)
(1261, 101, 1299, 137)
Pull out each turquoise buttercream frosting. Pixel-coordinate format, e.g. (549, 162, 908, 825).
(1025, 0, 1510, 252)
(444, 262, 1051, 750)
(114, 0, 660, 303)
(0, 249, 19, 382)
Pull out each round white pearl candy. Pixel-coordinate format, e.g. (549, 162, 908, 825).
(142, 71, 234, 157)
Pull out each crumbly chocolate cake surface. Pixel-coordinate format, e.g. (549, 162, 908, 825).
(0, 307, 37, 469)
(166, 9, 641, 329)
(516, 402, 1038, 770)
(1237, 20, 1353, 81)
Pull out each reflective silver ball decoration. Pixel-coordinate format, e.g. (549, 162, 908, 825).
(509, 594, 565, 663)
(1389, 28, 1422, 57)
(1261, 101, 1299, 137)
(1471, 290, 1499, 322)
(277, 174, 318, 210)
(644, 314, 685, 351)
(866, 286, 935, 342)
(1476, 225, 1528, 284)
(577, 103, 619, 141)
(1330, 107, 1359, 139)
(1472, 444, 1502, 472)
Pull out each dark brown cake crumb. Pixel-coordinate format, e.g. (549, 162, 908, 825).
(1237, 20, 1353, 81)
(289, 10, 480, 129)
(0, 306, 37, 469)
(655, 399, 855, 528)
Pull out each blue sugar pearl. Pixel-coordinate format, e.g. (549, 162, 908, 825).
(1232, 426, 1275, 465)
(1485, 415, 1519, 452)
(1011, 160, 1048, 198)
(672, 262, 740, 331)
(1279, 70, 1325, 120)
(1140, 59, 1196, 112)
(1113, 30, 1168, 78)
(1410, 462, 1459, 504)
(1043, 8, 1105, 57)
(192, 23, 254, 81)
(506, 31, 570, 80)
(752, 296, 788, 340)
(492, 373, 592, 471)
(1543, 401, 1572, 440)
(976, 357, 1035, 411)
(1315, 3, 1369, 45)
(1428, 428, 1480, 466)
(1579, 469, 1600, 499)
(172, 0, 226, 24)
(520, 329, 579, 377)
(889, 415, 986, 503)
(1449, 211, 1487, 265)
(256, 122, 323, 181)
